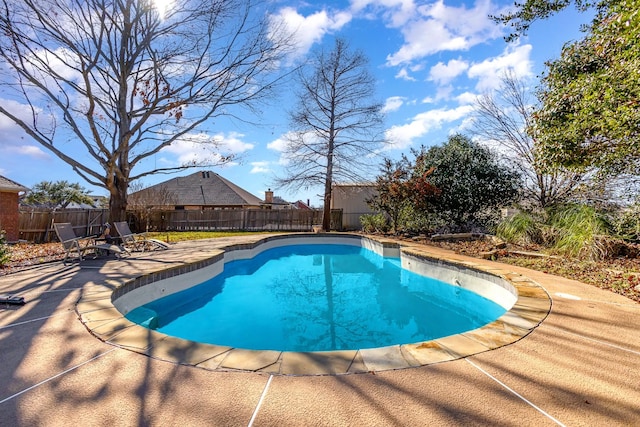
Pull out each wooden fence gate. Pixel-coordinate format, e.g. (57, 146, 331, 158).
(18, 209, 108, 242)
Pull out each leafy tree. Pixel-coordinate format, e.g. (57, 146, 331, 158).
(23, 180, 95, 209)
(491, 0, 598, 42)
(412, 134, 522, 232)
(531, 0, 640, 176)
(407, 165, 440, 214)
(367, 157, 411, 233)
(473, 70, 591, 209)
(0, 0, 291, 222)
(274, 38, 385, 231)
(368, 155, 440, 233)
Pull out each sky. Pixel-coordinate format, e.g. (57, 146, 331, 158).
(0, 0, 594, 207)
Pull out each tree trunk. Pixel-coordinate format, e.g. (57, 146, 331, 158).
(322, 191, 332, 231)
(108, 177, 128, 223)
(322, 143, 334, 231)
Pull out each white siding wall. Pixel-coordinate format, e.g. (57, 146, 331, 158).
(331, 185, 378, 230)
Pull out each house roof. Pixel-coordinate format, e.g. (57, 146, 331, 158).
(136, 171, 262, 207)
(293, 200, 312, 210)
(271, 196, 290, 205)
(332, 182, 375, 188)
(0, 175, 29, 193)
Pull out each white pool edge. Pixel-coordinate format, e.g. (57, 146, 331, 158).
(113, 234, 516, 316)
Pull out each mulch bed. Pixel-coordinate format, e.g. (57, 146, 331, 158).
(0, 242, 66, 276)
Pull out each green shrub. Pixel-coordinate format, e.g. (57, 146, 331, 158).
(0, 231, 10, 267)
(360, 213, 389, 234)
(548, 204, 615, 260)
(496, 212, 543, 245)
(614, 204, 640, 241)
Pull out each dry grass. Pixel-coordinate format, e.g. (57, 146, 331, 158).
(420, 237, 640, 303)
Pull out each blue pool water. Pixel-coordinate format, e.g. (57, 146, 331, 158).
(126, 244, 506, 352)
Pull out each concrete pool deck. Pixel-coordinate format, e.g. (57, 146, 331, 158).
(1, 233, 639, 425)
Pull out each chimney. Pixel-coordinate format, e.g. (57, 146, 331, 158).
(265, 189, 273, 204)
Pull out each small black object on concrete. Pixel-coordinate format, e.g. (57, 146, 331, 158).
(0, 295, 26, 305)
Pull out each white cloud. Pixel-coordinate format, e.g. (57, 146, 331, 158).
(434, 85, 454, 101)
(382, 96, 405, 113)
(10, 145, 50, 158)
(250, 161, 271, 174)
(269, 7, 352, 60)
(215, 131, 254, 153)
(467, 43, 533, 91)
(161, 131, 254, 166)
(428, 58, 469, 85)
(385, 0, 503, 66)
(454, 116, 476, 134)
(267, 133, 293, 152)
(395, 68, 416, 81)
(350, 0, 418, 27)
(0, 98, 45, 129)
(267, 131, 326, 167)
(384, 104, 474, 150)
(455, 91, 478, 105)
(0, 99, 51, 159)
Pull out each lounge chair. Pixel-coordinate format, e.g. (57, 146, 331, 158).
(112, 221, 169, 252)
(53, 222, 126, 265)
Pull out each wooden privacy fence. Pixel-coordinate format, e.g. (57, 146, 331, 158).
(132, 209, 342, 232)
(18, 208, 109, 242)
(18, 208, 344, 242)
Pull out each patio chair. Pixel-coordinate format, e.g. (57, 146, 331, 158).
(53, 222, 126, 265)
(113, 221, 169, 252)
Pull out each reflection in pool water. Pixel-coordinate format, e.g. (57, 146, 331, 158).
(126, 244, 506, 352)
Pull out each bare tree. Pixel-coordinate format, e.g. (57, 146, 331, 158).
(127, 181, 177, 231)
(0, 0, 292, 221)
(275, 38, 385, 231)
(472, 69, 588, 210)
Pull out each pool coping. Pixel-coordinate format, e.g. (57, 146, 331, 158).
(76, 233, 551, 376)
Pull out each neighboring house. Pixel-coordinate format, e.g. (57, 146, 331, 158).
(292, 200, 312, 210)
(0, 175, 29, 241)
(262, 189, 289, 209)
(331, 183, 377, 230)
(130, 171, 263, 210)
(261, 189, 309, 210)
(66, 195, 108, 209)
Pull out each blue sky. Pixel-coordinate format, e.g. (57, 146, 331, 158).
(0, 0, 593, 206)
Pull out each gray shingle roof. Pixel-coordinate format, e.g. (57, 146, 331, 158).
(0, 175, 29, 192)
(137, 171, 262, 207)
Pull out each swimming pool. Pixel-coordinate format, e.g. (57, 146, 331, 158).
(98, 233, 552, 374)
(120, 236, 515, 352)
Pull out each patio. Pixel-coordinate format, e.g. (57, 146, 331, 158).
(1, 234, 639, 426)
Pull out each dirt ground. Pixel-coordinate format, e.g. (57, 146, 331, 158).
(2, 237, 639, 303)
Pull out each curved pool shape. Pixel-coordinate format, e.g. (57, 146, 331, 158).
(125, 244, 507, 352)
(98, 234, 552, 375)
